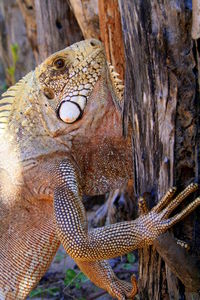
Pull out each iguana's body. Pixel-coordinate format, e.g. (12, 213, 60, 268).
(0, 39, 199, 300)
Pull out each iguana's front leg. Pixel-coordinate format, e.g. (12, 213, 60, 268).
(53, 159, 200, 299)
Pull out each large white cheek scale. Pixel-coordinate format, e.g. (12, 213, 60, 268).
(58, 101, 82, 123)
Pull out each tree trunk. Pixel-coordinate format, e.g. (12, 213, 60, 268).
(119, 1, 200, 299)
(98, 0, 125, 81)
(69, 0, 125, 80)
(69, 0, 100, 39)
(16, 0, 38, 63)
(34, 0, 83, 63)
(0, 0, 83, 87)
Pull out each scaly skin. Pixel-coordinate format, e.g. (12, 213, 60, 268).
(0, 39, 200, 300)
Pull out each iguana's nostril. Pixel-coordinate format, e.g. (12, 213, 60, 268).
(90, 39, 101, 47)
(90, 40, 97, 47)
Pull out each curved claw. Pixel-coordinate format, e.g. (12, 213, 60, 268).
(126, 274, 138, 299)
(162, 183, 198, 219)
(153, 187, 177, 213)
(166, 196, 200, 227)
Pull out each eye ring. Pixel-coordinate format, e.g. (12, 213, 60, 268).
(53, 58, 65, 69)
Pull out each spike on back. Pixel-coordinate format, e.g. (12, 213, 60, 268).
(0, 75, 31, 135)
(0, 88, 16, 135)
(107, 62, 124, 103)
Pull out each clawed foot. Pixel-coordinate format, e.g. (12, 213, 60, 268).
(109, 274, 138, 300)
(137, 183, 200, 244)
(127, 275, 138, 299)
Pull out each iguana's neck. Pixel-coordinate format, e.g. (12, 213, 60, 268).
(69, 72, 133, 196)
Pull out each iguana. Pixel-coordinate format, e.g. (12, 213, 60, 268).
(0, 39, 200, 300)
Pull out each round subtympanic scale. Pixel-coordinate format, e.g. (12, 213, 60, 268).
(59, 101, 81, 123)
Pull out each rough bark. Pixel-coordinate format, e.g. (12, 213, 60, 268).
(16, 0, 38, 62)
(192, 0, 200, 39)
(34, 0, 83, 63)
(68, 0, 125, 80)
(119, 1, 200, 299)
(98, 0, 125, 81)
(68, 0, 100, 39)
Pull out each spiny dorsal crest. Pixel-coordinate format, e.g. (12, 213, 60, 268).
(107, 62, 124, 103)
(0, 75, 29, 135)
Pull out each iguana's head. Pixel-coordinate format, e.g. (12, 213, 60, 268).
(36, 39, 124, 126)
(34, 39, 131, 194)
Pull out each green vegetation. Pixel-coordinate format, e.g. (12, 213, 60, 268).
(64, 268, 88, 289)
(29, 287, 60, 298)
(6, 43, 19, 85)
(123, 253, 136, 270)
(29, 268, 88, 298)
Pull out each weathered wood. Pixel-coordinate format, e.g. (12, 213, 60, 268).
(17, 0, 38, 63)
(119, 0, 200, 299)
(154, 232, 200, 291)
(68, 0, 100, 39)
(69, 0, 125, 80)
(192, 0, 200, 39)
(34, 0, 83, 62)
(98, 0, 125, 80)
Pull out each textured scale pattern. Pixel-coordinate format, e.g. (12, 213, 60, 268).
(0, 39, 200, 300)
(0, 198, 60, 299)
(53, 160, 200, 299)
(0, 87, 18, 134)
(0, 73, 32, 135)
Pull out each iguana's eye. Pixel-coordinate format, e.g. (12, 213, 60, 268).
(58, 101, 82, 124)
(54, 58, 65, 69)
